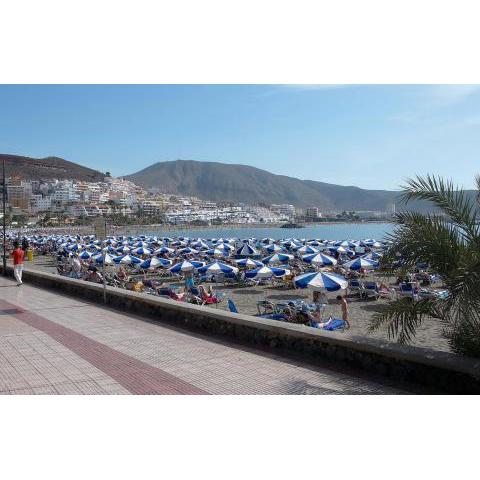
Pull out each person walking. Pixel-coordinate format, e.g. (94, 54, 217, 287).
(336, 294, 350, 328)
(12, 241, 25, 286)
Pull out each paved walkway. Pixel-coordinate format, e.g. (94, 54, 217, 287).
(0, 276, 413, 394)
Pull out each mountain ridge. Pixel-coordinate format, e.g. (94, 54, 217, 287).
(125, 159, 401, 211)
(0, 154, 105, 182)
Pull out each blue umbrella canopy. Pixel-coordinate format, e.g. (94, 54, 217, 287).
(114, 254, 143, 265)
(78, 250, 92, 260)
(198, 261, 239, 276)
(132, 247, 152, 256)
(205, 247, 228, 257)
(262, 253, 294, 264)
(245, 266, 290, 279)
(234, 258, 264, 269)
(302, 252, 337, 266)
(93, 253, 115, 265)
(235, 243, 258, 256)
(294, 272, 348, 291)
(169, 260, 205, 273)
(177, 247, 199, 255)
(343, 257, 378, 271)
(264, 243, 284, 253)
(296, 245, 319, 255)
(116, 245, 131, 254)
(154, 246, 175, 255)
(140, 257, 171, 269)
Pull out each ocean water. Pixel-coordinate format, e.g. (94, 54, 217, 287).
(142, 222, 393, 241)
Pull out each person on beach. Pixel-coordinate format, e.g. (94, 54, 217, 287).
(336, 295, 349, 327)
(12, 241, 25, 286)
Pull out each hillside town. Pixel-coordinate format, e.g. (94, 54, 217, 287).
(1, 175, 393, 227)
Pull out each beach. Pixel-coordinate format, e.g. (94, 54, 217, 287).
(30, 254, 451, 353)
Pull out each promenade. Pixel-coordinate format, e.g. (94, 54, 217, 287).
(0, 276, 414, 394)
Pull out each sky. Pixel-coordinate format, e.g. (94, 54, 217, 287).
(0, 84, 479, 190)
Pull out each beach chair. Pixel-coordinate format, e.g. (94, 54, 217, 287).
(398, 282, 417, 299)
(348, 279, 363, 297)
(361, 281, 380, 300)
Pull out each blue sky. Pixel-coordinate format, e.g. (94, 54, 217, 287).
(0, 84, 479, 190)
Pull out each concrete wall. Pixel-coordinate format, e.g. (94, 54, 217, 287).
(9, 266, 480, 393)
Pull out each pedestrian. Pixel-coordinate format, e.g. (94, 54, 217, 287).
(21, 236, 29, 252)
(336, 294, 349, 327)
(12, 241, 25, 286)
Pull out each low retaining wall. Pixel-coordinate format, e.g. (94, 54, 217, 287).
(8, 265, 480, 393)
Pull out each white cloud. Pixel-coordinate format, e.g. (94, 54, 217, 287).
(425, 84, 480, 107)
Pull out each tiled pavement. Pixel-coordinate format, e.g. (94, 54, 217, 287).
(0, 276, 414, 394)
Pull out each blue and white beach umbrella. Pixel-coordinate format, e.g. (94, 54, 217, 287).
(177, 247, 198, 255)
(302, 252, 337, 266)
(114, 254, 143, 265)
(132, 247, 152, 256)
(205, 247, 228, 257)
(263, 244, 285, 254)
(94, 253, 115, 266)
(78, 250, 92, 260)
(342, 257, 378, 271)
(154, 246, 175, 255)
(198, 261, 239, 276)
(245, 266, 290, 280)
(139, 257, 171, 269)
(296, 245, 319, 255)
(234, 258, 264, 269)
(169, 260, 205, 273)
(262, 253, 294, 264)
(294, 272, 348, 291)
(116, 245, 131, 254)
(235, 243, 258, 256)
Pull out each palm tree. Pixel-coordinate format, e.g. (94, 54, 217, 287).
(368, 174, 480, 357)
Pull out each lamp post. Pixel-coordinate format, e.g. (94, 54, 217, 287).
(2, 158, 6, 276)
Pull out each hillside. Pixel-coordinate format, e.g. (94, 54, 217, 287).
(0, 154, 105, 182)
(125, 159, 401, 211)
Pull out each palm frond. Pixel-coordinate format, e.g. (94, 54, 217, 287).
(368, 298, 444, 344)
(400, 174, 479, 241)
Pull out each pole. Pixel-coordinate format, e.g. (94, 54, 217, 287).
(102, 217, 107, 303)
(2, 159, 6, 276)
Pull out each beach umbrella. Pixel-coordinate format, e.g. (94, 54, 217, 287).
(116, 245, 131, 254)
(363, 251, 383, 261)
(94, 253, 115, 265)
(114, 254, 142, 266)
(191, 240, 209, 250)
(296, 245, 319, 255)
(235, 243, 258, 256)
(261, 237, 275, 244)
(302, 252, 337, 266)
(134, 241, 150, 248)
(205, 248, 228, 257)
(216, 242, 234, 251)
(139, 257, 171, 270)
(78, 250, 92, 260)
(245, 266, 290, 280)
(262, 253, 294, 264)
(294, 271, 348, 291)
(343, 257, 378, 271)
(169, 260, 204, 274)
(177, 247, 198, 255)
(263, 244, 284, 254)
(154, 246, 175, 255)
(132, 247, 152, 256)
(235, 258, 264, 269)
(198, 261, 239, 276)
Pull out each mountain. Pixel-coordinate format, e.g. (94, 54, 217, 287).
(125, 159, 402, 211)
(0, 154, 105, 182)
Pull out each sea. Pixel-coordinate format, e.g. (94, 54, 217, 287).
(141, 222, 393, 241)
